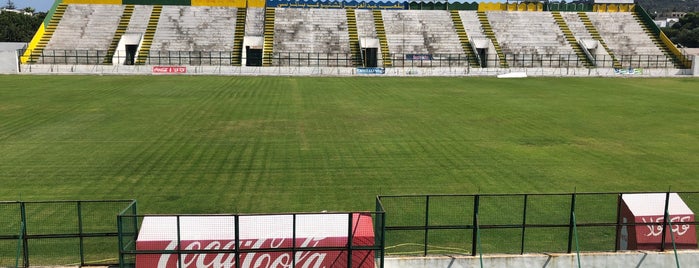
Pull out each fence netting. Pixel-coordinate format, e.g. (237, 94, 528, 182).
(377, 192, 699, 257)
(0, 200, 135, 267)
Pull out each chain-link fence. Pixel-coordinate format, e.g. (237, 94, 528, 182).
(0, 200, 136, 267)
(376, 192, 699, 257)
(117, 211, 385, 268)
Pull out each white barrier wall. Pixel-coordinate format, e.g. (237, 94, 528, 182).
(385, 250, 699, 268)
(0, 42, 25, 74)
(18, 64, 693, 77)
(0, 50, 18, 73)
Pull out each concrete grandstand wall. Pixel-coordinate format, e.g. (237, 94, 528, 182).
(384, 250, 699, 268)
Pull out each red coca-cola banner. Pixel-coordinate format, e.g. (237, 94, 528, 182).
(618, 193, 697, 250)
(135, 214, 375, 268)
(152, 66, 187, 74)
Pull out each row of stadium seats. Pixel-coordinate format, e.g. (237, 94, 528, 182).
(34, 4, 675, 68)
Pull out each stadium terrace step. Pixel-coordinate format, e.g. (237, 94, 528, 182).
(346, 9, 361, 67)
(27, 3, 67, 63)
(232, 8, 247, 66)
(104, 5, 134, 64)
(552, 11, 593, 68)
(477, 11, 507, 68)
(271, 9, 350, 66)
(450, 10, 479, 67)
(262, 7, 275, 66)
(577, 12, 622, 69)
(136, 5, 161, 65)
(42, 4, 124, 65)
(372, 10, 391, 67)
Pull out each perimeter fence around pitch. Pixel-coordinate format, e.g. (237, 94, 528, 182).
(376, 192, 699, 257)
(20, 49, 689, 69)
(116, 206, 386, 268)
(0, 200, 136, 267)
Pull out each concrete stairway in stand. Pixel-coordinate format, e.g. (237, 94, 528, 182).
(135, 5, 161, 65)
(232, 8, 246, 66)
(372, 10, 391, 67)
(450, 10, 479, 67)
(552, 11, 592, 67)
(104, 5, 134, 64)
(263, 8, 275, 66)
(346, 9, 361, 67)
(577, 12, 621, 68)
(477, 11, 507, 68)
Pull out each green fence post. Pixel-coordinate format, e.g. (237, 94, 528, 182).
(520, 194, 528, 255)
(661, 191, 670, 251)
(15, 216, 25, 268)
(117, 213, 123, 268)
(20, 202, 28, 268)
(347, 213, 354, 267)
(471, 195, 479, 256)
(235, 215, 240, 268)
(78, 201, 85, 266)
(668, 217, 680, 268)
(567, 193, 576, 253)
(424, 195, 430, 256)
(573, 211, 581, 268)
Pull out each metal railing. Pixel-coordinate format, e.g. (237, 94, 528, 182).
(0, 200, 136, 267)
(376, 192, 699, 257)
(21, 49, 690, 70)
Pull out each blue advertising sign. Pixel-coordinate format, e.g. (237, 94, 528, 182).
(357, 67, 386, 74)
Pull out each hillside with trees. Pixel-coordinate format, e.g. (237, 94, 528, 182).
(637, 0, 699, 14)
(0, 1, 45, 43)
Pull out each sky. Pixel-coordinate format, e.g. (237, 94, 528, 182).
(5, 0, 54, 12)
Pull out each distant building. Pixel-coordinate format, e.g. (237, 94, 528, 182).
(0, 8, 33, 16)
(654, 17, 680, 28)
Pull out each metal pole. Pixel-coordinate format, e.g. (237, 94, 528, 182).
(471, 195, 479, 256)
(614, 193, 623, 251)
(292, 214, 297, 268)
(567, 193, 576, 253)
(235, 215, 240, 268)
(21, 202, 28, 268)
(177, 216, 182, 268)
(347, 213, 354, 268)
(77, 201, 85, 266)
(520, 194, 528, 255)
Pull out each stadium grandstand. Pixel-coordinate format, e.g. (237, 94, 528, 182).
(9, 0, 699, 76)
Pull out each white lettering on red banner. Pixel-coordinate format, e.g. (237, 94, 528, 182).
(641, 216, 692, 237)
(152, 66, 187, 74)
(154, 238, 328, 268)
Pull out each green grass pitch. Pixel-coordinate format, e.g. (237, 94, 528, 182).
(0, 75, 697, 214)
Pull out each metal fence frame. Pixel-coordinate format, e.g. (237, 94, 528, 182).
(117, 211, 386, 268)
(21, 49, 692, 70)
(0, 200, 136, 267)
(376, 192, 699, 257)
